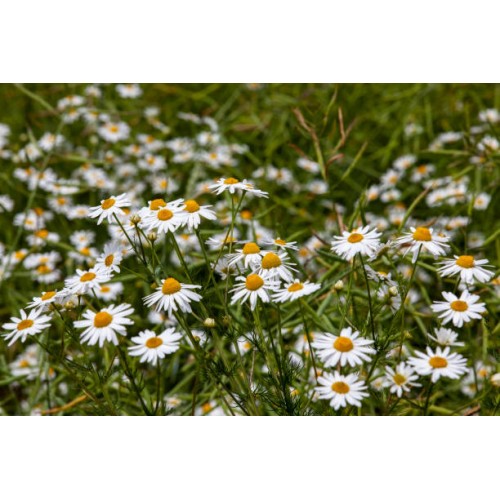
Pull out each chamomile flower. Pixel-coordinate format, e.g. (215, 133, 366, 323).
(383, 362, 421, 397)
(141, 201, 185, 234)
(74, 303, 134, 347)
(228, 242, 265, 269)
(143, 278, 202, 315)
(64, 267, 111, 295)
(116, 83, 142, 99)
(428, 327, 464, 347)
(331, 225, 382, 260)
(273, 279, 321, 303)
(27, 290, 60, 311)
(98, 121, 130, 142)
(431, 290, 486, 328)
(256, 251, 296, 282)
(128, 328, 182, 365)
(89, 193, 131, 224)
(94, 282, 124, 302)
(209, 177, 268, 197)
(180, 199, 217, 231)
(312, 327, 375, 368)
(2, 308, 52, 346)
(262, 237, 299, 251)
(396, 226, 450, 263)
(408, 346, 468, 383)
(315, 371, 369, 410)
(94, 241, 125, 273)
(437, 255, 494, 284)
(230, 274, 278, 310)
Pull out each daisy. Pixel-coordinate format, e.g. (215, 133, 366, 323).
(262, 237, 299, 251)
(428, 327, 464, 347)
(273, 279, 321, 303)
(116, 83, 142, 98)
(437, 255, 494, 284)
(94, 241, 125, 274)
(209, 177, 269, 198)
(431, 290, 486, 328)
(89, 193, 131, 224)
(98, 121, 130, 143)
(408, 346, 468, 383)
(256, 251, 296, 282)
(315, 371, 369, 410)
(141, 201, 185, 234)
(228, 242, 265, 269)
(396, 226, 450, 263)
(331, 225, 382, 260)
(74, 303, 134, 347)
(180, 199, 217, 231)
(3, 308, 52, 346)
(143, 277, 202, 315)
(94, 282, 124, 302)
(64, 267, 111, 295)
(128, 328, 182, 365)
(27, 290, 60, 311)
(230, 274, 278, 310)
(312, 327, 375, 368)
(383, 362, 421, 397)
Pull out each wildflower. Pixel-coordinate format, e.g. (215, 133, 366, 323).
(331, 225, 382, 260)
(408, 346, 468, 382)
(273, 279, 321, 302)
(312, 327, 375, 368)
(396, 226, 450, 263)
(27, 290, 60, 311)
(98, 121, 130, 142)
(473, 192, 491, 210)
(74, 303, 134, 347)
(128, 328, 182, 365)
(262, 237, 299, 251)
(209, 177, 268, 198)
(89, 193, 131, 224)
(64, 267, 111, 295)
(431, 290, 486, 328)
(116, 83, 142, 98)
(315, 371, 369, 410)
(143, 277, 202, 315)
(257, 251, 296, 282)
(437, 255, 494, 284)
(228, 242, 265, 269)
(2, 308, 52, 346)
(94, 241, 125, 273)
(383, 362, 421, 397)
(428, 327, 464, 347)
(141, 200, 185, 234)
(230, 274, 278, 310)
(180, 199, 217, 231)
(94, 282, 124, 301)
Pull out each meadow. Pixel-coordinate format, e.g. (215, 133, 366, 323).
(0, 83, 498, 416)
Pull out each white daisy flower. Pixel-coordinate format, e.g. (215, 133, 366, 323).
(209, 177, 268, 198)
(331, 225, 382, 260)
(97, 121, 130, 142)
(431, 290, 486, 328)
(428, 327, 464, 347)
(437, 255, 494, 284)
(27, 290, 60, 311)
(408, 346, 468, 383)
(256, 251, 296, 282)
(89, 193, 131, 224)
(2, 308, 52, 346)
(315, 371, 369, 410)
(141, 201, 185, 234)
(312, 327, 375, 368)
(64, 267, 112, 295)
(116, 83, 142, 99)
(128, 328, 182, 365)
(94, 282, 124, 302)
(94, 241, 126, 274)
(273, 279, 321, 303)
(230, 274, 278, 310)
(383, 362, 421, 397)
(396, 226, 450, 263)
(227, 242, 265, 269)
(143, 277, 202, 315)
(180, 199, 217, 231)
(261, 237, 299, 251)
(74, 303, 134, 347)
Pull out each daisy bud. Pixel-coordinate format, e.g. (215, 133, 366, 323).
(389, 286, 399, 297)
(203, 317, 216, 328)
(89, 135, 98, 145)
(334, 280, 344, 291)
(64, 300, 76, 310)
(130, 214, 142, 225)
(222, 315, 231, 326)
(490, 373, 500, 387)
(147, 232, 157, 242)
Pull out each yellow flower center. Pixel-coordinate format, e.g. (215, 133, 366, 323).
(105, 255, 114, 267)
(157, 208, 174, 221)
(240, 210, 252, 220)
(347, 232, 364, 244)
(455, 255, 474, 268)
(80, 247, 90, 256)
(202, 402, 212, 413)
(275, 238, 286, 245)
(288, 282, 304, 292)
(37, 264, 51, 274)
(15, 250, 26, 260)
(450, 300, 468, 312)
(150, 199, 167, 210)
(261, 252, 282, 269)
(333, 336, 354, 352)
(100, 286, 111, 293)
(146, 337, 163, 348)
(19, 360, 30, 368)
(80, 272, 96, 282)
(412, 227, 432, 241)
(184, 200, 200, 213)
(41, 291, 56, 301)
(223, 177, 239, 185)
(245, 274, 264, 291)
(101, 198, 116, 210)
(35, 229, 49, 239)
(242, 242, 260, 255)
(429, 356, 448, 369)
(393, 373, 407, 385)
(94, 311, 113, 328)
(108, 125, 119, 133)
(331, 381, 350, 394)
(162, 278, 181, 295)
(17, 319, 34, 330)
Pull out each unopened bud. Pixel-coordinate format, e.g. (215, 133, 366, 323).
(388, 286, 399, 297)
(130, 214, 141, 225)
(334, 280, 344, 291)
(203, 317, 216, 328)
(64, 300, 76, 310)
(490, 373, 500, 387)
(147, 232, 157, 242)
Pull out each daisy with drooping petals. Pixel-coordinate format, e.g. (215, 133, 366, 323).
(27, 290, 60, 311)
(262, 237, 299, 251)
(227, 242, 265, 269)
(331, 225, 382, 260)
(383, 362, 421, 397)
(312, 327, 375, 368)
(128, 328, 182, 365)
(396, 226, 450, 263)
(230, 274, 278, 310)
(2, 308, 52, 346)
(143, 277, 202, 315)
(89, 193, 131, 224)
(437, 255, 494, 284)
(408, 346, 468, 383)
(180, 199, 217, 231)
(74, 303, 134, 347)
(431, 290, 486, 328)
(315, 371, 369, 410)
(209, 177, 268, 198)
(428, 327, 464, 347)
(256, 251, 296, 282)
(273, 279, 321, 303)
(64, 267, 111, 295)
